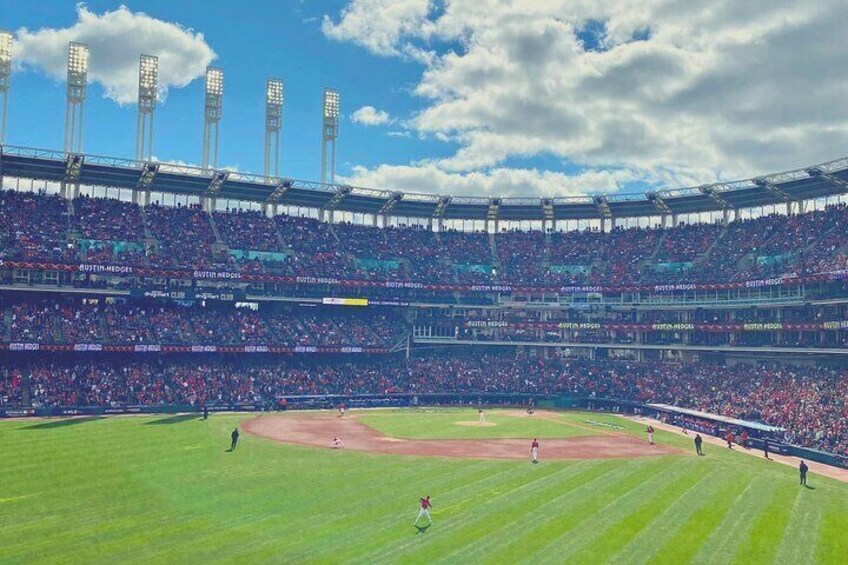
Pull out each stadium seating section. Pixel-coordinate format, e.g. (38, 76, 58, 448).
(3, 190, 848, 284)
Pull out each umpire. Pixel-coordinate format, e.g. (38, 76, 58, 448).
(799, 461, 809, 486)
(230, 427, 240, 451)
(694, 433, 704, 456)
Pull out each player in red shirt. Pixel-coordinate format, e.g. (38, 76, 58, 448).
(726, 431, 734, 449)
(413, 495, 432, 527)
(646, 425, 655, 445)
(739, 430, 749, 448)
(531, 438, 540, 463)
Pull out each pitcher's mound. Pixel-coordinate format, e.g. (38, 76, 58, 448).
(455, 421, 497, 427)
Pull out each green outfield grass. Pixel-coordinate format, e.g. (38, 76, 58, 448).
(0, 409, 846, 564)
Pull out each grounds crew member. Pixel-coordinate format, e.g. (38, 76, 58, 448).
(230, 427, 240, 451)
(800, 461, 809, 486)
(694, 433, 704, 456)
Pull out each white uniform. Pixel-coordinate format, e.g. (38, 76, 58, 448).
(414, 498, 432, 526)
(531, 446, 539, 462)
(478, 410, 485, 423)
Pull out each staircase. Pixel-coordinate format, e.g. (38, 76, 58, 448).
(138, 204, 156, 266)
(489, 232, 501, 280)
(65, 195, 80, 261)
(326, 221, 343, 245)
(692, 222, 730, 269)
(2, 307, 11, 341)
(206, 211, 234, 268)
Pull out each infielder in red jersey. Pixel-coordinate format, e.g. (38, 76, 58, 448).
(413, 496, 432, 527)
(531, 438, 540, 463)
(646, 425, 655, 445)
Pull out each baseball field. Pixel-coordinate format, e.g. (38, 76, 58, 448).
(1, 408, 846, 564)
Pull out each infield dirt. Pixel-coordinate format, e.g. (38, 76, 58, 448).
(242, 410, 679, 460)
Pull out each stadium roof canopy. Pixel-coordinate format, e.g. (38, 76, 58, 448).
(2, 144, 848, 221)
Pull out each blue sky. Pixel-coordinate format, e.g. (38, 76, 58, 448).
(1, 1, 441, 183)
(2, 1, 848, 198)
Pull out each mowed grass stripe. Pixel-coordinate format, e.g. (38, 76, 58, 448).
(486, 457, 676, 564)
(634, 471, 755, 564)
(296, 459, 570, 563)
(255, 457, 524, 563)
(356, 461, 599, 563)
(196, 455, 511, 563)
(535, 459, 711, 564)
(731, 482, 802, 565)
(75, 461, 425, 564)
(816, 502, 848, 564)
(773, 484, 823, 565)
(607, 466, 735, 565)
(689, 477, 777, 564)
(431, 460, 625, 563)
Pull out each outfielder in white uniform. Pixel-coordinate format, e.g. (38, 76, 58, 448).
(531, 438, 539, 463)
(478, 408, 485, 423)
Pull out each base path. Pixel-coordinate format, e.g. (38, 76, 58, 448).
(242, 412, 678, 461)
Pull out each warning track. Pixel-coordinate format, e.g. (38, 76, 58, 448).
(242, 412, 679, 461)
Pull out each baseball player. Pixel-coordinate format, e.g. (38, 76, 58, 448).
(726, 430, 734, 449)
(413, 496, 432, 527)
(531, 438, 539, 463)
(646, 425, 655, 445)
(478, 407, 486, 423)
(338, 402, 346, 417)
(330, 436, 345, 449)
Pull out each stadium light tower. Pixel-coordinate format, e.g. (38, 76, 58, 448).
(64, 41, 88, 154)
(321, 88, 339, 184)
(0, 30, 12, 145)
(135, 54, 158, 162)
(264, 78, 283, 178)
(201, 66, 224, 170)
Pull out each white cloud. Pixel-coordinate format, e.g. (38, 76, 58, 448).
(151, 156, 239, 173)
(340, 163, 651, 198)
(322, 0, 433, 57)
(13, 5, 216, 105)
(324, 0, 848, 196)
(351, 105, 392, 126)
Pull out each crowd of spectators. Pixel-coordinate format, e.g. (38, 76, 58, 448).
(1, 353, 845, 456)
(2, 298, 406, 348)
(145, 203, 226, 270)
(74, 195, 146, 265)
(0, 190, 76, 263)
(3, 189, 848, 286)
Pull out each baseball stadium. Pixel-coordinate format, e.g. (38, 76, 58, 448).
(2, 4, 848, 564)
